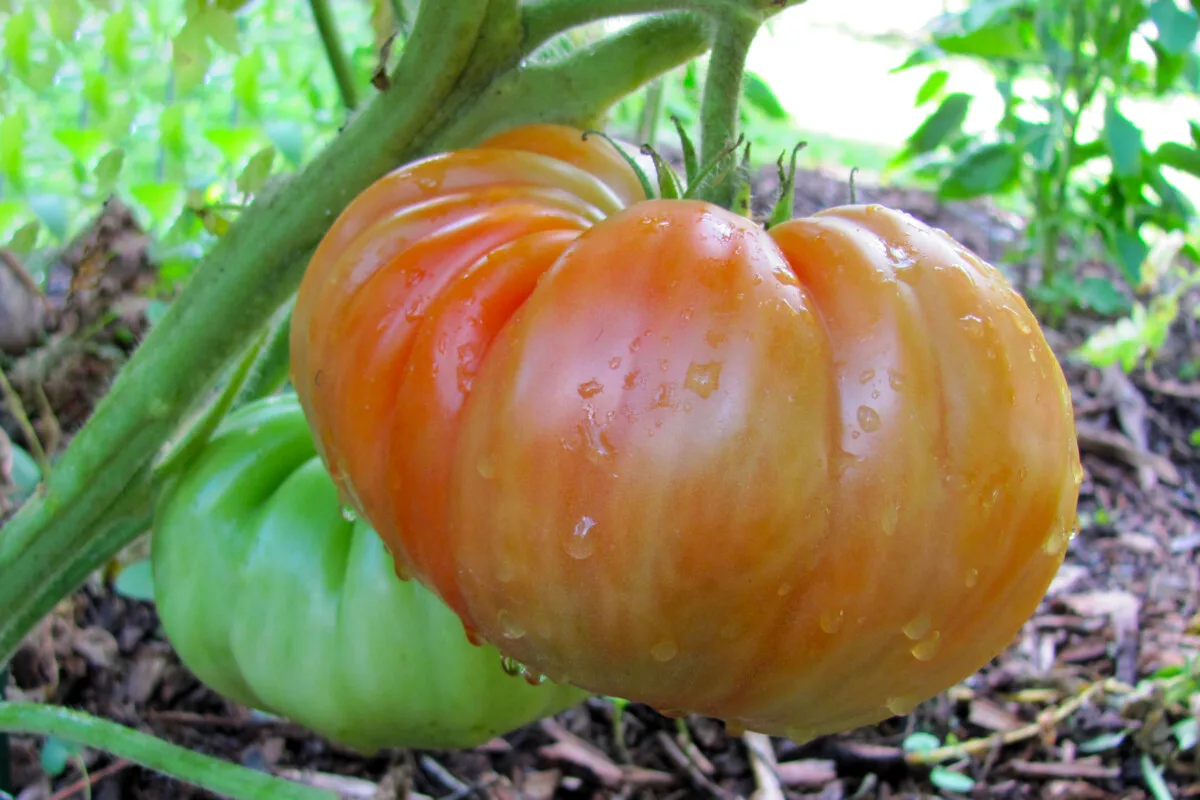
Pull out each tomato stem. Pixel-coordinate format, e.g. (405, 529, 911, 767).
(0, 702, 335, 800)
(697, 8, 761, 207)
(308, 0, 360, 111)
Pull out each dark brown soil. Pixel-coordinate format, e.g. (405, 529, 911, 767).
(2, 171, 1198, 800)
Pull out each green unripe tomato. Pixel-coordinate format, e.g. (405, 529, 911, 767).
(151, 394, 587, 752)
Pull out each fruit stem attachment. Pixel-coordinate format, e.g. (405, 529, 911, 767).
(0, 702, 334, 800)
(697, 8, 761, 207)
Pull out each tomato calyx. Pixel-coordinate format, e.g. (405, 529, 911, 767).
(766, 140, 808, 229)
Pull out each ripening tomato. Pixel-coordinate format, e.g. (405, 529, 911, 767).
(151, 395, 586, 752)
(291, 124, 1081, 740)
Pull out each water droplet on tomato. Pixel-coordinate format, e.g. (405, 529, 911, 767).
(857, 405, 881, 433)
(578, 380, 603, 398)
(959, 314, 985, 337)
(340, 505, 357, 522)
(859, 368, 875, 384)
(650, 639, 678, 662)
(1029, 347, 1038, 362)
(887, 369, 904, 391)
(623, 369, 643, 389)
(965, 568, 979, 588)
(659, 358, 670, 373)
(1043, 527, 1070, 556)
(566, 516, 597, 559)
(498, 610, 525, 640)
(684, 361, 722, 399)
(682, 307, 695, 320)
(1072, 460, 1084, 487)
(830, 448, 862, 477)
(417, 176, 439, 190)
(705, 329, 727, 348)
(785, 726, 816, 745)
(777, 582, 793, 597)
(819, 608, 844, 634)
(903, 613, 932, 641)
(522, 671, 547, 686)
(500, 655, 525, 677)
(912, 632, 941, 661)
(609, 356, 622, 370)
(885, 694, 919, 716)
(476, 454, 496, 480)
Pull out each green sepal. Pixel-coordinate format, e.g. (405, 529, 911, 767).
(732, 141, 752, 217)
(768, 141, 807, 229)
(640, 145, 684, 200)
(683, 133, 745, 201)
(671, 115, 699, 184)
(582, 130, 657, 201)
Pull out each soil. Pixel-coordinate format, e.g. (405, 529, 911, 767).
(1, 170, 1198, 800)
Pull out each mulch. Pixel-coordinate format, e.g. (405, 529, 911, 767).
(1, 168, 1198, 800)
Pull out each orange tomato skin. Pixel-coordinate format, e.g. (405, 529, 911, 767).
(292, 125, 1081, 739)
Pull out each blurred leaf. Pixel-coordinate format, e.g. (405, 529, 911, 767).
(902, 732, 941, 752)
(114, 559, 155, 602)
(173, 19, 212, 96)
(1078, 277, 1131, 316)
(1150, 40, 1186, 91)
(41, 737, 81, 778)
(907, 92, 972, 156)
(160, 106, 188, 160)
(83, 71, 110, 119)
(3, 6, 34, 74)
(49, 0, 83, 42)
(1113, 229, 1148, 286)
(237, 146, 275, 195)
(233, 49, 264, 117)
(940, 141, 1020, 198)
(197, 6, 240, 54)
(28, 195, 70, 241)
(1072, 139, 1108, 167)
(915, 69, 949, 105)
(199, 209, 231, 236)
(1140, 754, 1172, 800)
(131, 183, 185, 228)
(1151, 0, 1199, 53)
(265, 121, 304, 166)
(9, 222, 40, 254)
(0, 111, 26, 186)
(1077, 731, 1127, 753)
(1104, 100, 1143, 178)
(94, 148, 125, 194)
(205, 127, 261, 166)
(936, 17, 1026, 59)
(1156, 141, 1200, 177)
(1173, 717, 1198, 750)
(742, 71, 788, 120)
(8, 443, 41, 503)
(929, 768, 976, 794)
(1191, 121, 1200, 147)
(54, 129, 108, 167)
(102, 5, 134, 73)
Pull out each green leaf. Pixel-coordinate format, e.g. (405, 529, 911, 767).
(197, 6, 240, 54)
(49, 0, 83, 42)
(1191, 121, 1200, 147)
(915, 69, 949, 106)
(28, 195, 70, 241)
(114, 559, 155, 602)
(1151, 0, 1199, 53)
(8, 443, 41, 503)
(9, 221, 40, 254)
(40, 737, 81, 777)
(131, 183, 185, 229)
(1156, 141, 1200, 177)
(265, 121, 304, 166)
(3, 7, 34, 74)
(83, 71, 110, 119)
(1140, 754, 1173, 800)
(233, 49, 264, 117)
(205, 127, 261, 166)
(160, 106, 188, 160)
(907, 93, 972, 155)
(173, 20, 212, 96)
(742, 71, 788, 120)
(902, 732, 941, 752)
(940, 142, 1020, 199)
(0, 111, 27, 185)
(94, 148, 125, 194)
(1151, 40, 1187, 91)
(930, 768, 976, 794)
(1172, 717, 1198, 750)
(237, 146, 275, 195)
(1078, 277, 1131, 316)
(1104, 100, 1143, 178)
(103, 6, 134, 73)
(1113, 229, 1148, 286)
(54, 129, 108, 167)
(1077, 731, 1127, 753)
(936, 17, 1027, 59)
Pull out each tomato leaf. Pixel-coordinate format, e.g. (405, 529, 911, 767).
(206, 128, 262, 166)
(940, 142, 1020, 199)
(0, 111, 27, 186)
(233, 49, 265, 117)
(907, 93, 972, 156)
(915, 69, 949, 106)
(49, 0, 83, 42)
(1156, 141, 1200, 177)
(237, 146, 276, 196)
(159, 106, 188, 160)
(3, 7, 34, 74)
(94, 148, 125, 194)
(902, 732, 941, 752)
(40, 737, 81, 778)
(742, 70, 789, 120)
(9, 222, 40, 255)
(54, 129, 108, 167)
(102, 6, 134, 73)
(1104, 100, 1143, 178)
(114, 559, 156, 602)
(930, 768, 976, 794)
(265, 121, 305, 166)
(28, 195, 71, 241)
(1150, 0, 1199, 54)
(131, 183, 185, 229)
(83, 70, 110, 119)
(1112, 229, 1148, 287)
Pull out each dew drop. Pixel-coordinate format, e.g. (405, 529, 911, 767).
(500, 655, 525, 677)
(777, 582, 793, 597)
(911, 631, 941, 661)
(682, 307, 695, 320)
(609, 356, 622, 370)
(659, 358, 670, 373)
(786, 726, 817, 745)
(1072, 459, 1084, 487)
(522, 671, 547, 686)
(965, 568, 979, 588)
(830, 448, 862, 477)
(340, 505, 357, 522)
(578, 379, 604, 398)
(566, 516, 597, 559)
(819, 608, 844, 634)
(903, 613, 932, 641)
(887, 369, 905, 391)
(651, 639, 678, 662)
(684, 361, 723, 399)
(859, 368, 876, 384)
(959, 314, 985, 337)
(1043, 527, 1070, 556)
(476, 454, 496, 480)
(857, 405, 882, 433)
(498, 610, 525, 640)
(1029, 347, 1038, 362)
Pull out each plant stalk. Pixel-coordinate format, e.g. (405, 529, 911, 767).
(0, 703, 334, 800)
(697, 8, 760, 207)
(309, 0, 360, 111)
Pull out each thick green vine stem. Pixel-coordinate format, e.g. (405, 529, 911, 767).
(0, 703, 334, 800)
(698, 8, 763, 207)
(309, 0, 359, 111)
